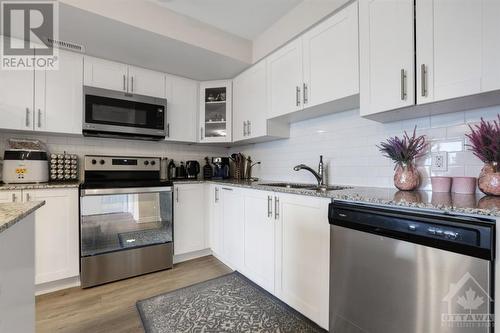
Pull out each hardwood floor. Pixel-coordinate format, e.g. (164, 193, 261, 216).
(36, 255, 232, 333)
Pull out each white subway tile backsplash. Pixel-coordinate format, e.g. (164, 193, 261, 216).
(430, 112, 466, 128)
(0, 105, 496, 190)
(234, 107, 496, 190)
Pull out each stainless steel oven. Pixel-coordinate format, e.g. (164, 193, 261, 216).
(80, 155, 173, 288)
(83, 86, 167, 140)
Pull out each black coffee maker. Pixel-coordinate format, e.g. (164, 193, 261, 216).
(186, 161, 200, 179)
(212, 157, 230, 179)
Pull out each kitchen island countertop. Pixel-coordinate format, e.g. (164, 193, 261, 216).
(0, 201, 45, 234)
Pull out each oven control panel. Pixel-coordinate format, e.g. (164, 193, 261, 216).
(84, 156, 160, 171)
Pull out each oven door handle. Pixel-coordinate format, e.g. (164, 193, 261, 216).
(81, 186, 173, 196)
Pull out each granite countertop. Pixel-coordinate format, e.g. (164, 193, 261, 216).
(0, 181, 80, 191)
(174, 179, 500, 218)
(0, 201, 45, 234)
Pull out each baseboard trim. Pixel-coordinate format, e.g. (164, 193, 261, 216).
(174, 248, 212, 264)
(36, 276, 81, 295)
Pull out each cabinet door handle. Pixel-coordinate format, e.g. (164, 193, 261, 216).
(303, 83, 308, 104)
(37, 109, 42, 128)
(215, 187, 219, 202)
(200, 127, 204, 140)
(267, 195, 272, 218)
(421, 64, 427, 97)
(176, 187, 179, 202)
(222, 187, 233, 191)
(26, 193, 30, 202)
(243, 121, 247, 136)
(166, 123, 170, 138)
(25, 108, 30, 127)
(12, 193, 17, 202)
(123, 75, 126, 91)
(131, 76, 134, 93)
(400, 69, 407, 101)
(274, 196, 279, 220)
(296, 86, 301, 106)
(248, 121, 251, 136)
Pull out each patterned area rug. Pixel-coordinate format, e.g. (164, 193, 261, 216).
(136, 271, 326, 333)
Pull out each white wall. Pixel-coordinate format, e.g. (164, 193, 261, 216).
(0, 132, 226, 181)
(235, 106, 500, 190)
(252, 0, 350, 62)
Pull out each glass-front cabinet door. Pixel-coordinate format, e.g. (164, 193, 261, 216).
(199, 80, 232, 143)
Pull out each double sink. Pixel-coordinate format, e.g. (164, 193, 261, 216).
(258, 183, 351, 192)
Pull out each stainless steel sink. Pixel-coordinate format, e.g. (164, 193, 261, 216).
(258, 183, 351, 191)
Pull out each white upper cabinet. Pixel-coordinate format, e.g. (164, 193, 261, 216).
(35, 50, 83, 135)
(173, 184, 207, 255)
(266, 2, 359, 121)
(267, 39, 304, 119)
(0, 41, 82, 135)
(0, 63, 34, 131)
(165, 75, 198, 143)
(233, 61, 267, 141)
(128, 65, 166, 98)
(84, 56, 129, 92)
(362, 0, 500, 120)
(199, 80, 232, 143)
(359, 0, 415, 116)
(84, 56, 166, 98)
(302, 2, 359, 108)
(416, 0, 500, 104)
(482, 0, 500, 93)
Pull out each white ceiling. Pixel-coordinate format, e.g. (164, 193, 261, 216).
(58, 3, 250, 80)
(153, 0, 302, 40)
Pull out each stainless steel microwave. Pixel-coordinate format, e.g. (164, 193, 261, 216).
(83, 86, 167, 141)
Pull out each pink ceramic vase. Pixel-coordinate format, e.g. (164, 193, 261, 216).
(394, 163, 420, 191)
(478, 163, 500, 196)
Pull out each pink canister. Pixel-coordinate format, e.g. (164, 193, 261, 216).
(452, 177, 477, 194)
(431, 177, 452, 193)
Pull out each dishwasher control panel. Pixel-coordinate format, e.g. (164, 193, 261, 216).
(407, 223, 463, 241)
(329, 202, 495, 260)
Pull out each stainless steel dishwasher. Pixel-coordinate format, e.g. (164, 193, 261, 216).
(328, 201, 495, 333)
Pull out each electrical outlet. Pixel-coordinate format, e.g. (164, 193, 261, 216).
(431, 152, 448, 172)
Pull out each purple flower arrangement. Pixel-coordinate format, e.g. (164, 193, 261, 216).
(377, 127, 427, 168)
(465, 115, 500, 167)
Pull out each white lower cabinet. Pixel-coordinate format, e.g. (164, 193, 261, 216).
(0, 190, 21, 203)
(23, 188, 80, 285)
(241, 189, 275, 293)
(208, 185, 224, 257)
(208, 186, 330, 329)
(207, 185, 245, 271)
(173, 184, 207, 255)
(220, 187, 244, 271)
(274, 193, 330, 329)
